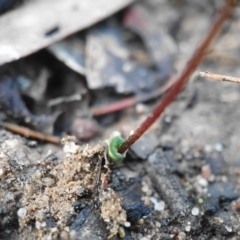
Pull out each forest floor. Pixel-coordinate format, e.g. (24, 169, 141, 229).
(1, 0, 240, 239)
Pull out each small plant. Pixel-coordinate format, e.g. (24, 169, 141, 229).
(107, 131, 126, 162)
(108, 0, 238, 161)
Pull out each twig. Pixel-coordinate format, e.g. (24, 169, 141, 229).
(2, 122, 61, 144)
(118, 1, 236, 154)
(91, 77, 176, 116)
(199, 71, 240, 84)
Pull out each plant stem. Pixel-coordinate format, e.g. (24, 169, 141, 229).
(92, 77, 176, 116)
(199, 71, 240, 84)
(118, 1, 236, 154)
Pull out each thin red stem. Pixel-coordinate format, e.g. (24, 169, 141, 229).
(91, 77, 175, 116)
(118, 2, 235, 154)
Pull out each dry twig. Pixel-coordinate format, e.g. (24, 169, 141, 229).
(2, 122, 61, 144)
(199, 71, 240, 84)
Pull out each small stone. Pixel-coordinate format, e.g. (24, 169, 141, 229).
(17, 208, 27, 219)
(61, 231, 69, 239)
(214, 217, 224, 223)
(41, 222, 47, 228)
(69, 230, 77, 239)
(201, 165, 211, 179)
(164, 115, 172, 124)
(5, 229, 11, 234)
(221, 176, 228, 182)
(5, 192, 14, 202)
(198, 198, 204, 204)
(124, 222, 131, 227)
(118, 227, 125, 238)
(155, 221, 161, 228)
(0, 168, 5, 177)
(42, 177, 55, 187)
(136, 219, 144, 225)
(185, 225, 191, 232)
(35, 170, 42, 179)
(203, 197, 219, 215)
(225, 226, 232, 232)
(35, 221, 42, 229)
(178, 231, 186, 240)
(70, 118, 100, 140)
(208, 175, 215, 182)
(136, 104, 147, 114)
(150, 197, 165, 211)
(197, 176, 208, 187)
(141, 185, 152, 196)
(63, 142, 80, 154)
(27, 140, 37, 147)
(191, 207, 199, 216)
(205, 145, 212, 152)
(215, 143, 223, 152)
(3, 139, 19, 148)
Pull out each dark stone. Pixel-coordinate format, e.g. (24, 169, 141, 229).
(206, 154, 225, 175)
(208, 182, 239, 204)
(203, 197, 219, 215)
(123, 203, 150, 222)
(45, 217, 56, 228)
(70, 207, 92, 231)
(130, 132, 159, 160)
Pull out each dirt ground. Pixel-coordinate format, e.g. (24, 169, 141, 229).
(1, 0, 240, 239)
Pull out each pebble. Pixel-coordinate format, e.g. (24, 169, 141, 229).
(63, 142, 80, 154)
(124, 222, 131, 227)
(225, 226, 232, 232)
(164, 115, 172, 124)
(27, 140, 37, 147)
(118, 227, 125, 238)
(137, 219, 144, 225)
(185, 225, 191, 232)
(0, 168, 5, 177)
(191, 207, 199, 216)
(178, 231, 186, 240)
(150, 197, 165, 211)
(205, 145, 212, 153)
(215, 143, 223, 152)
(208, 175, 215, 182)
(5, 229, 11, 234)
(136, 103, 147, 114)
(221, 176, 228, 182)
(35, 221, 41, 229)
(141, 185, 152, 196)
(17, 208, 27, 219)
(60, 231, 69, 239)
(214, 217, 224, 223)
(201, 165, 211, 179)
(69, 230, 77, 239)
(3, 139, 19, 148)
(5, 192, 14, 201)
(155, 221, 161, 228)
(197, 175, 208, 187)
(35, 170, 42, 179)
